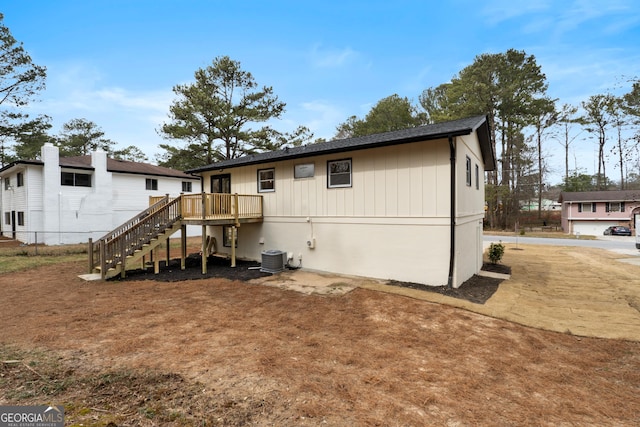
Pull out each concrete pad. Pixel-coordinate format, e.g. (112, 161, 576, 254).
(249, 269, 376, 296)
(78, 273, 102, 281)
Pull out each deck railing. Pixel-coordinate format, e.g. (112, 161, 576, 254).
(150, 193, 263, 222)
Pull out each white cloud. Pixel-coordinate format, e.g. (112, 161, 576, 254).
(308, 44, 361, 68)
(481, 0, 551, 25)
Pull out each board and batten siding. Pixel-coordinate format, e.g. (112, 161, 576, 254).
(209, 139, 452, 219)
(201, 134, 487, 287)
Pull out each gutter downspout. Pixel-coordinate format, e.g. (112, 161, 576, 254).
(447, 135, 456, 289)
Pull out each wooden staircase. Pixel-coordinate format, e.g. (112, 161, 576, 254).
(88, 195, 184, 279)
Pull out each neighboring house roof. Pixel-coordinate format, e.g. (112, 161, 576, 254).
(0, 154, 198, 180)
(187, 115, 495, 174)
(558, 190, 640, 203)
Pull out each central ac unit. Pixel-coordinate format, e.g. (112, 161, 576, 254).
(260, 250, 287, 273)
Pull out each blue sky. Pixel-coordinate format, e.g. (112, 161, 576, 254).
(3, 0, 640, 184)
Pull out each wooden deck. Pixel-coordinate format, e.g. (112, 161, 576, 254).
(88, 193, 263, 279)
(150, 193, 263, 226)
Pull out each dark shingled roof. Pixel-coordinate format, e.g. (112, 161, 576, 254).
(558, 190, 640, 203)
(187, 115, 495, 173)
(0, 155, 198, 180)
(62, 156, 199, 179)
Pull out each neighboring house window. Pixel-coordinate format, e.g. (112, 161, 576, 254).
(327, 159, 352, 188)
(578, 203, 596, 213)
(475, 164, 479, 190)
(605, 202, 625, 212)
(4, 212, 9, 225)
(294, 163, 315, 179)
(182, 181, 192, 192)
(4, 178, 9, 190)
(17, 212, 24, 226)
(465, 156, 472, 186)
(17, 172, 24, 187)
(61, 172, 92, 187)
(145, 178, 158, 191)
(258, 168, 275, 192)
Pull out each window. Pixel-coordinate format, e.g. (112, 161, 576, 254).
(465, 156, 472, 186)
(182, 181, 192, 192)
(17, 212, 24, 226)
(4, 212, 10, 225)
(475, 164, 480, 190)
(4, 178, 9, 190)
(606, 202, 625, 212)
(258, 168, 275, 192)
(578, 203, 596, 213)
(223, 226, 238, 248)
(327, 159, 352, 188)
(145, 178, 158, 191)
(294, 163, 315, 179)
(17, 172, 24, 187)
(61, 172, 92, 187)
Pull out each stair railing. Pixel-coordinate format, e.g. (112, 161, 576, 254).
(89, 195, 182, 278)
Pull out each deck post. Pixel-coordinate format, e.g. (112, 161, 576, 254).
(233, 193, 240, 227)
(201, 191, 207, 274)
(166, 237, 170, 265)
(181, 224, 186, 270)
(99, 240, 106, 280)
(88, 238, 93, 273)
(154, 248, 160, 274)
(120, 236, 126, 279)
(231, 226, 237, 268)
(201, 225, 207, 274)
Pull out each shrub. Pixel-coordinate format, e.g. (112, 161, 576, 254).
(488, 242, 505, 264)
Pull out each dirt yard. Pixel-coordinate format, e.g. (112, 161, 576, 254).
(0, 242, 639, 426)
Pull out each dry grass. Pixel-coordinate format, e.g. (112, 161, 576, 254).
(0, 242, 639, 425)
(0, 242, 87, 274)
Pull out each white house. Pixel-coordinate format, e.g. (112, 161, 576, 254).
(186, 115, 495, 288)
(0, 143, 200, 245)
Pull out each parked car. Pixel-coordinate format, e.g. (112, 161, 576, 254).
(603, 226, 632, 236)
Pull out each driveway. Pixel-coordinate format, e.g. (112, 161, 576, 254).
(484, 234, 640, 257)
(360, 242, 640, 341)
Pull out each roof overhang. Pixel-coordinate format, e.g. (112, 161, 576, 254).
(187, 115, 496, 174)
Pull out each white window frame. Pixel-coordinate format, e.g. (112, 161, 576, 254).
(578, 202, 596, 213)
(145, 178, 158, 191)
(182, 181, 192, 192)
(258, 168, 275, 193)
(606, 202, 624, 212)
(327, 159, 352, 188)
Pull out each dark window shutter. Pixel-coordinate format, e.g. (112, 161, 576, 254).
(605, 202, 610, 212)
(592, 203, 597, 212)
(578, 204, 582, 213)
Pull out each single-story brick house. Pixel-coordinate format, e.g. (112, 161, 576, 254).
(558, 190, 640, 236)
(186, 115, 496, 288)
(0, 143, 200, 245)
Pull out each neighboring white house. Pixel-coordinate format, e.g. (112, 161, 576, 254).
(187, 115, 496, 288)
(0, 143, 200, 245)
